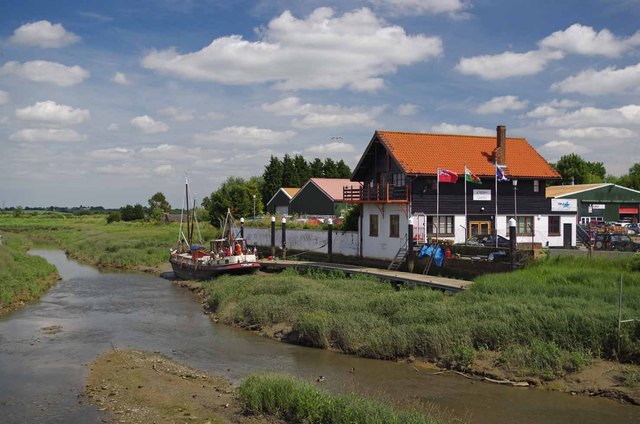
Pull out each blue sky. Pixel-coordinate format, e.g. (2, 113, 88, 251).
(1, 0, 639, 208)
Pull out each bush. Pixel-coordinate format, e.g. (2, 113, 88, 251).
(106, 211, 121, 224)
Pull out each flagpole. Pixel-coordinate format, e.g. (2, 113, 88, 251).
(495, 162, 498, 248)
(436, 168, 440, 242)
(464, 164, 468, 242)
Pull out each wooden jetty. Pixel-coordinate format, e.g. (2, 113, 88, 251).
(259, 260, 472, 293)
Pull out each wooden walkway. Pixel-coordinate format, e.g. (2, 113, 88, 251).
(259, 260, 472, 293)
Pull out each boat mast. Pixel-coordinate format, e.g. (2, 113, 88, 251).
(185, 177, 191, 246)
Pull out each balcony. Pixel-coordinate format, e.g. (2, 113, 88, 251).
(343, 183, 409, 204)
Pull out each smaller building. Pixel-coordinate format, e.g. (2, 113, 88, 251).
(546, 183, 640, 224)
(266, 187, 300, 215)
(289, 178, 357, 217)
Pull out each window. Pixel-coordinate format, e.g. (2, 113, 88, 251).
(426, 216, 454, 235)
(507, 216, 534, 236)
(391, 172, 405, 187)
(548, 216, 560, 236)
(533, 180, 540, 193)
(369, 214, 378, 237)
(390, 214, 400, 238)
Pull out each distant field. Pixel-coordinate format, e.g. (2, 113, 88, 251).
(0, 232, 58, 313)
(0, 213, 218, 270)
(206, 256, 640, 379)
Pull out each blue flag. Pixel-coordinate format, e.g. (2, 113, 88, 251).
(496, 165, 509, 182)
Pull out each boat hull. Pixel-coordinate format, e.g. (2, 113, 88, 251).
(169, 256, 261, 280)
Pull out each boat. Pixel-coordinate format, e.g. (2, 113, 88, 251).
(169, 178, 261, 280)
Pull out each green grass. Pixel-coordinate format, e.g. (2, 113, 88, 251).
(0, 212, 217, 269)
(238, 374, 444, 424)
(205, 257, 640, 378)
(0, 232, 58, 310)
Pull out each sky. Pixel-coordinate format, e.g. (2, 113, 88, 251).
(1, 0, 639, 208)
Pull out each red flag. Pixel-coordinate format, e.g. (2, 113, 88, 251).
(437, 169, 458, 183)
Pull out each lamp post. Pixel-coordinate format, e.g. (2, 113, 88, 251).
(252, 194, 256, 221)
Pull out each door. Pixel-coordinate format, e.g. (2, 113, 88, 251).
(469, 221, 492, 237)
(563, 223, 572, 248)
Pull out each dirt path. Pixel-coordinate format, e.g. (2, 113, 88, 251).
(84, 349, 282, 424)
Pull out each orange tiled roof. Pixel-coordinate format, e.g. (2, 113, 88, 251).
(376, 131, 560, 179)
(309, 178, 356, 201)
(282, 187, 300, 198)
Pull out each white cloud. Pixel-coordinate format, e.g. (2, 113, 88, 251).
(10, 20, 80, 48)
(96, 164, 147, 176)
(430, 122, 494, 136)
(542, 105, 640, 127)
(539, 24, 640, 57)
(193, 126, 296, 146)
(142, 7, 442, 91)
(9, 128, 86, 142)
(371, 0, 469, 17)
(456, 49, 563, 80)
(153, 164, 173, 175)
(262, 96, 380, 128)
(88, 147, 133, 160)
(551, 63, 640, 95)
(112, 72, 131, 85)
(160, 107, 194, 121)
(305, 141, 356, 154)
(0, 90, 9, 105)
(1, 60, 89, 86)
(546, 99, 581, 108)
(475, 95, 528, 114)
(396, 103, 418, 116)
(15, 101, 90, 125)
(107, 123, 119, 131)
(130, 115, 169, 134)
(526, 105, 560, 118)
(557, 127, 635, 139)
(538, 140, 590, 159)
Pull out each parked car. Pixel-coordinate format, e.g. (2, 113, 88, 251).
(463, 234, 511, 248)
(594, 233, 640, 252)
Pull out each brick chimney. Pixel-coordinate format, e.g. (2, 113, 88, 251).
(496, 125, 506, 165)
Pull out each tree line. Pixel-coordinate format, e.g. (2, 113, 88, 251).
(551, 154, 640, 190)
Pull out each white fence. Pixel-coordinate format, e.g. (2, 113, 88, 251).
(243, 227, 359, 257)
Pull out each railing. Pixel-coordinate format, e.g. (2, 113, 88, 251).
(576, 224, 592, 247)
(343, 183, 409, 203)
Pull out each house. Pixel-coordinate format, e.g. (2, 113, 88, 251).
(344, 126, 577, 260)
(266, 187, 300, 215)
(289, 178, 357, 217)
(546, 183, 640, 225)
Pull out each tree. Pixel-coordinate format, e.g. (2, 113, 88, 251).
(323, 158, 339, 178)
(310, 158, 324, 178)
(148, 192, 171, 213)
(336, 159, 351, 179)
(293, 154, 311, 184)
(281, 154, 299, 187)
(261, 155, 283, 205)
(552, 154, 606, 185)
(120, 204, 145, 221)
(617, 163, 640, 190)
(205, 177, 263, 226)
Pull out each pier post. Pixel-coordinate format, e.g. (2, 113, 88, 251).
(281, 217, 287, 260)
(327, 218, 333, 263)
(240, 217, 244, 239)
(407, 217, 415, 272)
(509, 218, 517, 271)
(271, 216, 276, 257)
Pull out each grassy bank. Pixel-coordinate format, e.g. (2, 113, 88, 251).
(0, 232, 59, 313)
(0, 213, 216, 270)
(205, 257, 640, 380)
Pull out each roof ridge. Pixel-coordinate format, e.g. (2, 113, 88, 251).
(376, 129, 527, 140)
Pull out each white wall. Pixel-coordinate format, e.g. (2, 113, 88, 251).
(243, 227, 359, 256)
(362, 204, 407, 260)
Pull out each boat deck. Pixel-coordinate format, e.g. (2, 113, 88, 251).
(259, 260, 472, 293)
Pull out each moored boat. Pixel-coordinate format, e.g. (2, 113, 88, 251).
(169, 178, 260, 280)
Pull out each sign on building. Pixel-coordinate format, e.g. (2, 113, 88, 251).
(473, 189, 492, 201)
(551, 199, 578, 212)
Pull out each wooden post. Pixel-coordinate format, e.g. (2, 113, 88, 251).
(281, 217, 287, 260)
(509, 218, 517, 271)
(327, 218, 333, 263)
(270, 216, 276, 257)
(240, 217, 244, 239)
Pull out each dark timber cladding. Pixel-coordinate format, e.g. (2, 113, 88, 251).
(267, 189, 292, 214)
(289, 182, 337, 215)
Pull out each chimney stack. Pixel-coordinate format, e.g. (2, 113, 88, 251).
(496, 125, 506, 165)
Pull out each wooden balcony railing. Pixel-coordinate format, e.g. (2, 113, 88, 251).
(343, 183, 409, 203)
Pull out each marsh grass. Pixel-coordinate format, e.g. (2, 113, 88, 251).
(0, 232, 58, 309)
(206, 257, 640, 378)
(238, 374, 443, 424)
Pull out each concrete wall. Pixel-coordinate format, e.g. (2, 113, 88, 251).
(243, 227, 359, 257)
(361, 203, 408, 260)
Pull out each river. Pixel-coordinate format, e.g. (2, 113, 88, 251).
(0, 249, 637, 423)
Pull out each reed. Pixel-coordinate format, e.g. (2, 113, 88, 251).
(238, 374, 443, 424)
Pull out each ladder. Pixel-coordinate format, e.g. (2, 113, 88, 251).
(388, 234, 408, 271)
